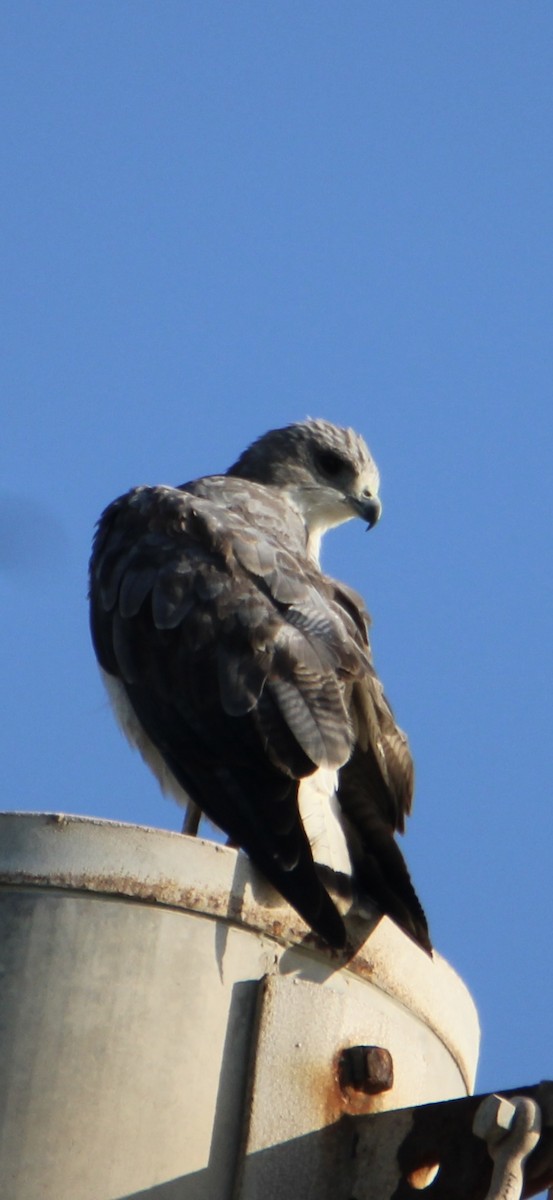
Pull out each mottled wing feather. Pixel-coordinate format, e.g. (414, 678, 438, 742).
(90, 476, 429, 952)
(90, 480, 367, 946)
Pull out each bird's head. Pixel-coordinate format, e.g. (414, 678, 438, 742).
(227, 418, 381, 559)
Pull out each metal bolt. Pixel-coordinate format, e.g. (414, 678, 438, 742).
(339, 1045, 394, 1094)
(473, 1094, 517, 1143)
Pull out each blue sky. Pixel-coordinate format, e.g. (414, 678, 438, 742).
(2, 0, 552, 1125)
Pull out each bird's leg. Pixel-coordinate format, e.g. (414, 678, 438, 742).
(181, 802, 201, 836)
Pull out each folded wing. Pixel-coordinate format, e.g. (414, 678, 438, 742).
(90, 479, 429, 951)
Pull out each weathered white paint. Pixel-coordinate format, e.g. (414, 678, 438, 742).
(0, 812, 479, 1200)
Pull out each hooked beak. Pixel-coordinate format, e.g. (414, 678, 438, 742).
(349, 492, 382, 530)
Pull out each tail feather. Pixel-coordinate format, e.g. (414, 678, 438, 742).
(353, 825, 431, 952)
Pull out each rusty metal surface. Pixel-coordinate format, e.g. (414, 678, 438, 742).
(234, 974, 478, 1200)
(338, 1045, 394, 1095)
(2, 814, 549, 1200)
(1, 814, 479, 1200)
(234, 1071, 553, 1199)
(0, 811, 480, 1094)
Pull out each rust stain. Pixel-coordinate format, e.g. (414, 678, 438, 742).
(0, 863, 374, 969)
(325, 1048, 391, 1120)
(0, 856, 410, 984)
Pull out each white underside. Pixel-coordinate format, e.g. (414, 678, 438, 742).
(297, 768, 352, 875)
(101, 670, 192, 809)
(101, 669, 352, 874)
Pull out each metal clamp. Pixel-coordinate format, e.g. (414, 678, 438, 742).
(473, 1094, 541, 1200)
(338, 1081, 553, 1199)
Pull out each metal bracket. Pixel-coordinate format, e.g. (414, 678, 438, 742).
(234, 973, 553, 1199)
(234, 1081, 553, 1199)
(341, 1081, 553, 1199)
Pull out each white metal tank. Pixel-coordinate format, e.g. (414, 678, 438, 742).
(0, 812, 479, 1200)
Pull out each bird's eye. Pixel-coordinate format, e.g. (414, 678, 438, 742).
(315, 449, 347, 478)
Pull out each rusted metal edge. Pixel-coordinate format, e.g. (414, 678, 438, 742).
(0, 811, 479, 1093)
(1, 862, 326, 943)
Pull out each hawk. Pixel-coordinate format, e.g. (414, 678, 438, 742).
(89, 419, 430, 952)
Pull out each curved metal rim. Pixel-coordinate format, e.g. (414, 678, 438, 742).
(0, 811, 480, 1092)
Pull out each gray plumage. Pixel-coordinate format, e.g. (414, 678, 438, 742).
(89, 419, 430, 951)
